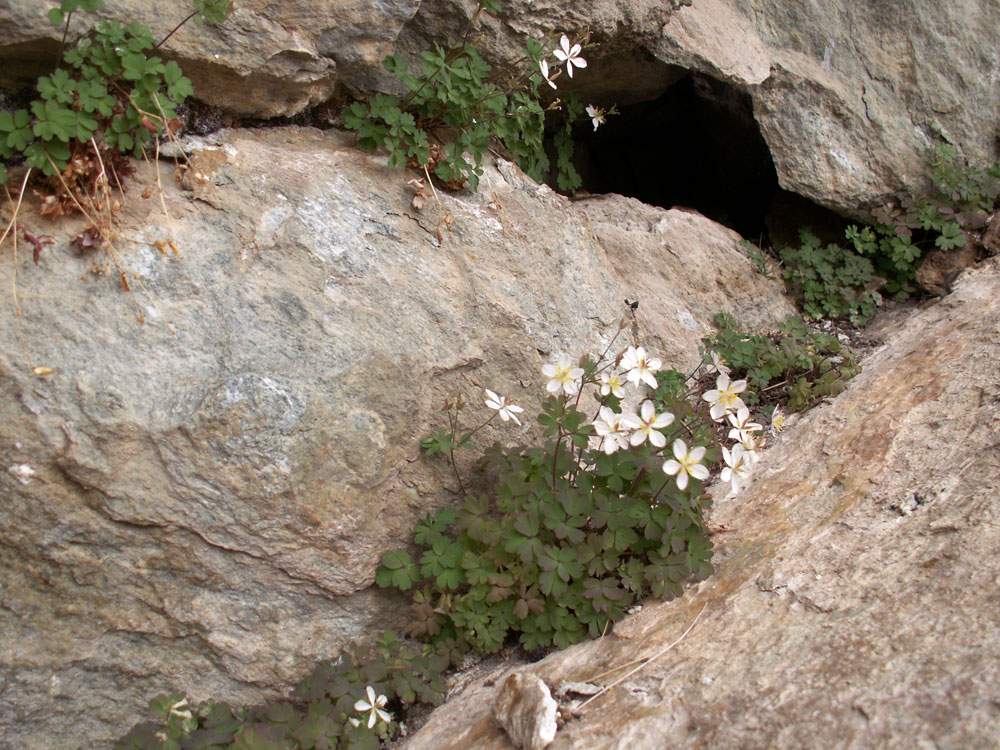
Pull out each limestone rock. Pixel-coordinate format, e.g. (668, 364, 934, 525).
(492, 672, 558, 750)
(0, 126, 792, 748)
(403, 257, 1000, 749)
(0, 0, 421, 117)
(651, 0, 1000, 215)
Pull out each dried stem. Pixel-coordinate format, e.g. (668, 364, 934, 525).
(578, 602, 707, 711)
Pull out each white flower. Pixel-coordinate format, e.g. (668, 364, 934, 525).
(620, 346, 661, 389)
(354, 685, 392, 729)
(168, 697, 192, 721)
(585, 104, 605, 131)
(599, 371, 626, 398)
(770, 405, 787, 434)
(553, 35, 587, 77)
(738, 431, 767, 464)
(705, 351, 731, 376)
(538, 59, 558, 89)
(542, 355, 584, 396)
(592, 405, 631, 454)
(623, 400, 675, 448)
(720, 443, 752, 494)
(662, 439, 709, 491)
(727, 405, 762, 444)
(702, 373, 748, 421)
(484, 389, 524, 425)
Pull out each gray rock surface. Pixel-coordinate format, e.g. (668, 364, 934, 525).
(0, 126, 792, 748)
(707, 0, 1000, 214)
(403, 257, 1000, 750)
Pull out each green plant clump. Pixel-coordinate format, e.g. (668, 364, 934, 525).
(116, 630, 453, 750)
(0, 0, 230, 186)
(773, 143, 1000, 323)
(377, 340, 730, 656)
(342, 0, 609, 192)
(702, 313, 860, 414)
(777, 227, 880, 324)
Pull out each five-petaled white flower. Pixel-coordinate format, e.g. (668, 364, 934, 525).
(705, 350, 732, 376)
(662, 438, 709, 491)
(720, 443, 752, 494)
(624, 400, 675, 448)
(553, 35, 587, 77)
(727, 405, 762, 444)
(354, 685, 392, 729)
(702, 373, 748, 421)
(620, 346, 661, 389)
(542, 355, 584, 396)
(538, 59, 558, 89)
(599, 371, 626, 398)
(484, 389, 524, 425)
(585, 104, 605, 131)
(592, 405, 631, 454)
(770, 405, 787, 434)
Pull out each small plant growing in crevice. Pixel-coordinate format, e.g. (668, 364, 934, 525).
(0, 0, 232, 350)
(376, 309, 774, 657)
(0, 0, 230, 189)
(341, 0, 615, 195)
(116, 630, 455, 750)
(768, 143, 1000, 323)
(701, 312, 860, 417)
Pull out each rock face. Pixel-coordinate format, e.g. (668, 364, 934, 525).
(0, 0, 422, 118)
(2, 0, 998, 211)
(0, 126, 792, 749)
(404, 258, 1000, 750)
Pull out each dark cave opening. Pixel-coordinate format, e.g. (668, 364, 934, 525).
(573, 71, 841, 246)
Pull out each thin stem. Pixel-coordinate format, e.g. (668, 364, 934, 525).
(155, 10, 197, 50)
(578, 603, 707, 708)
(0, 168, 31, 248)
(650, 474, 672, 505)
(58, 12, 73, 65)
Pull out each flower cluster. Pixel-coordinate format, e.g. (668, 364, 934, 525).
(537, 34, 609, 134)
(700, 356, 772, 494)
(480, 343, 774, 498)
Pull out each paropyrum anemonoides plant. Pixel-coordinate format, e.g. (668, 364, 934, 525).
(341, 0, 615, 194)
(377, 312, 772, 656)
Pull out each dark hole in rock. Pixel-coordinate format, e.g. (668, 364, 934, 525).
(573, 70, 846, 247)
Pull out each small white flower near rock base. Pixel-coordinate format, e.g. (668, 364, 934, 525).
(492, 672, 558, 750)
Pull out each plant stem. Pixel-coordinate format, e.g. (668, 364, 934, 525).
(58, 12, 73, 66)
(155, 10, 197, 49)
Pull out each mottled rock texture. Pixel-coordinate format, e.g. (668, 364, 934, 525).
(0, 126, 792, 749)
(404, 257, 1000, 750)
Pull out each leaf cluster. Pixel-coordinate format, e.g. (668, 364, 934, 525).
(115, 631, 453, 750)
(772, 143, 1000, 321)
(702, 313, 860, 413)
(777, 227, 879, 324)
(377, 390, 714, 655)
(0, 0, 230, 186)
(342, 2, 585, 193)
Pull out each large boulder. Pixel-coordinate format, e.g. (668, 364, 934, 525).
(0, 126, 793, 748)
(404, 256, 1000, 749)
